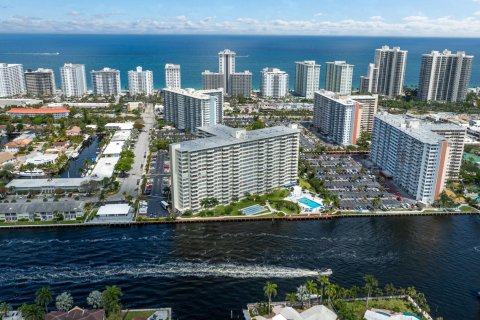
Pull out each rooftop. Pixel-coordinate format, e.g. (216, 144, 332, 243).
(162, 87, 221, 100)
(173, 124, 299, 152)
(105, 122, 134, 130)
(90, 156, 120, 179)
(6, 178, 90, 189)
(7, 108, 69, 114)
(0, 200, 84, 214)
(103, 140, 125, 155)
(97, 203, 131, 216)
(111, 130, 132, 141)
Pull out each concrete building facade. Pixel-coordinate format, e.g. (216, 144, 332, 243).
(370, 113, 466, 204)
(325, 61, 353, 95)
(162, 88, 223, 133)
(165, 64, 181, 89)
(417, 50, 474, 102)
(294, 60, 320, 99)
(24, 68, 56, 96)
(261, 68, 289, 98)
(170, 124, 300, 213)
(60, 63, 87, 97)
(128, 66, 153, 96)
(0, 63, 26, 98)
(202, 71, 224, 90)
(91, 68, 121, 96)
(229, 71, 252, 97)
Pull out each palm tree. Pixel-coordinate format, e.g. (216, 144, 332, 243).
(200, 198, 210, 209)
(364, 274, 378, 309)
(263, 282, 277, 315)
(35, 287, 53, 313)
(0, 302, 12, 318)
(317, 275, 330, 304)
(19, 304, 44, 320)
(324, 283, 338, 309)
(305, 280, 318, 307)
(285, 293, 297, 306)
(384, 283, 396, 296)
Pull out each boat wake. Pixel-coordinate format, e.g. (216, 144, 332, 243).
(0, 262, 318, 284)
(1, 52, 60, 55)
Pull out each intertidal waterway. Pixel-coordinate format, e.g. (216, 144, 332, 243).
(0, 216, 479, 320)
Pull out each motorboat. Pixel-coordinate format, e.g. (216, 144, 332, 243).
(318, 268, 333, 276)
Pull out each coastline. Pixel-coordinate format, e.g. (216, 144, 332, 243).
(0, 210, 477, 230)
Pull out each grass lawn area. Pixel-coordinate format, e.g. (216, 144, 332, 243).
(123, 310, 155, 320)
(299, 178, 315, 193)
(0, 220, 81, 226)
(460, 205, 477, 212)
(338, 298, 420, 320)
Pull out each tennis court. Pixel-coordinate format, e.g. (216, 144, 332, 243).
(241, 204, 267, 216)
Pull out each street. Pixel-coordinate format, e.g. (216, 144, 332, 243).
(146, 150, 170, 217)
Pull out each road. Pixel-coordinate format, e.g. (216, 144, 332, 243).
(109, 103, 155, 201)
(146, 150, 170, 217)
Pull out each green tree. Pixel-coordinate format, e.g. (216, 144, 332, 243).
(35, 287, 53, 313)
(384, 283, 396, 296)
(324, 283, 338, 307)
(0, 302, 12, 319)
(364, 274, 378, 308)
(101, 286, 122, 317)
(296, 285, 309, 308)
(317, 275, 330, 304)
(305, 279, 318, 307)
(55, 292, 73, 312)
(285, 293, 297, 306)
(19, 304, 44, 320)
(263, 281, 278, 315)
(86, 290, 103, 309)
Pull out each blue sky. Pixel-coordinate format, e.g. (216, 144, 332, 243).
(1, 0, 480, 36)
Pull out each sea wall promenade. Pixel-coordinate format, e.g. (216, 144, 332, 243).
(0, 210, 478, 230)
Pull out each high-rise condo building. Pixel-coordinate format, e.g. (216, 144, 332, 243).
(128, 66, 153, 96)
(294, 60, 321, 99)
(24, 68, 56, 96)
(170, 124, 300, 213)
(313, 90, 360, 146)
(313, 91, 378, 145)
(370, 113, 466, 204)
(202, 71, 225, 91)
(325, 61, 354, 95)
(60, 63, 87, 97)
(229, 71, 252, 97)
(202, 49, 251, 96)
(161, 88, 223, 133)
(219, 49, 236, 93)
(261, 68, 289, 98)
(165, 64, 181, 89)
(417, 50, 474, 103)
(0, 63, 26, 97)
(360, 46, 407, 97)
(91, 68, 121, 96)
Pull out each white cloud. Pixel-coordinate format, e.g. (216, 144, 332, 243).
(2, 14, 480, 37)
(475, 11, 480, 15)
(314, 12, 324, 17)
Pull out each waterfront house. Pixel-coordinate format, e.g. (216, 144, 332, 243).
(46, 307, 105, 320)
(0, 200, 85, 221)
(3, 138, 32, 154)
(266, 305, 337, 320)
(66, 126, 82, 136)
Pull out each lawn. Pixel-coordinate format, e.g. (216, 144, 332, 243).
(460, 205, 477, 212)
(123, 310, 155, 320)
(0, 220, 82, 226)
(299, 178, 315, 193)
(337, 298, 421, 320)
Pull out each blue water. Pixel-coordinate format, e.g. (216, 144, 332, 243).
(297, 197, 322, 209)
(1, 35, 480, 90)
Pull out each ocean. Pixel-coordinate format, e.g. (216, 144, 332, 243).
(1, 34, 480, 90)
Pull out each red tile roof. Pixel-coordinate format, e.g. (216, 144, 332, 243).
(7, 108, 70, 114)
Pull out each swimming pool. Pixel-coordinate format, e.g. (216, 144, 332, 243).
(297, 197, 322, 209)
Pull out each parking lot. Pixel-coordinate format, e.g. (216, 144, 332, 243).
(302, 154, 417, 211)
(145, 150, 170, 218)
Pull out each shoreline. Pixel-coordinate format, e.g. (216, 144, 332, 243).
(0, 210, 477, 230)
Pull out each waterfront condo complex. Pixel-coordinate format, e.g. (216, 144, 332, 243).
(313, 90, 378, 145)
(0, 63, 26, 97)
(370, 113, 466, 204)
(162, 88, 223, 133)
(60, 63, 87, 97)
(165, 64, 181, 89)
(91, 67, 121, 96)
(24, 68, 56, 96)
(128, 66, 154, 96)
(261, 67, 289, 98)
(202, 49, 252, 96)
(294, 60, 321, 99)
(417, 50, 474, 103)
(325, 61, 354, 95)
(360, 45, 407, 97)
(170, 124, 300, 213)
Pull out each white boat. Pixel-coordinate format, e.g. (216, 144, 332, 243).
(318, 268, 333, 276)
(17, 169, 46, 177)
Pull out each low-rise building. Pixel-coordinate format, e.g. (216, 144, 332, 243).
(0, 200, 85, 221)
(24, 153, 58, 165)
(104, 122, 134, 131)
(103, 140, 125, 157)
(364, 308, 420, 320)
(97, 203, 132, 217)
(127, 101, 143, 112)
(0, 98, 43, 108)
(3, 138, 32, 154)
(45, 307, 105, 320)
(6, 107, 70, 119)
(66, 126, 82, 136)
(90, 156, 120, 179)
(0, 152, 16, 166)
(111, 130, 132, 142)
(6, 178, 91, 193)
